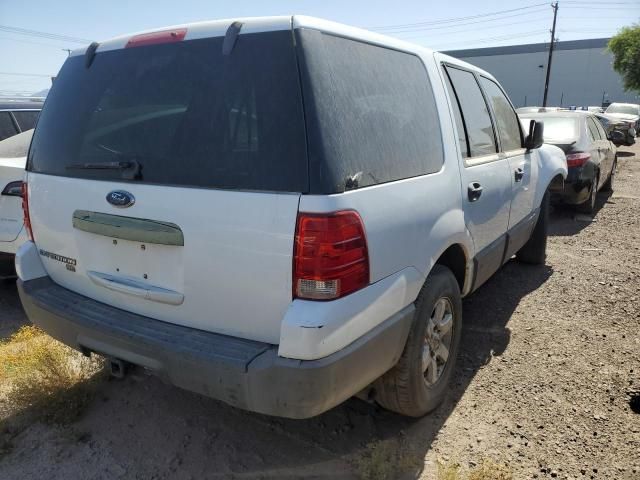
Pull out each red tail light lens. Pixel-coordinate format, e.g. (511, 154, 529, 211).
(126, 28, 187, 48)
(566, 152, 590, 168)
(293, 211, 369, 301)
(21, 182, 34, 241)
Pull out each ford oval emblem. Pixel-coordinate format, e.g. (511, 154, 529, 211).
(106, 190, 135, 208)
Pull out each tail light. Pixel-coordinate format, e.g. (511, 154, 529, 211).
(566, 152, 590, 168)
(1, 181, 23, 197)
(126, 28, 187, 48)
(293, 210, 369, 301)
(21, 182, 34, 241)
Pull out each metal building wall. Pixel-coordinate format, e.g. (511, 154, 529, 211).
(446, 38, 639, 108)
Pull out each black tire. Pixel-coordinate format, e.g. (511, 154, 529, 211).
(602, 158, 616, 192)
(577, 172, 599, 214)
(516, 190, 549, 265)
(374, 265, 462, 417)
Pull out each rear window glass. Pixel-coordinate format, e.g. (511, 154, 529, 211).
(12, 111, 39, 131)
(522, 116, 579, 143)
(28, 31, 308, 192)
(297, 30, 444, 193)
(0, 129, 33, 158)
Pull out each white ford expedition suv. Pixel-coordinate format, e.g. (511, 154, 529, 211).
(16, 16, 567, 418)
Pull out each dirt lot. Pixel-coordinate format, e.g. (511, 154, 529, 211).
(1, 144, 639, 479)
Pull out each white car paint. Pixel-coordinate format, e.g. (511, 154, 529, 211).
(18, 15, 567, 362)
(0, 156, 27, 254)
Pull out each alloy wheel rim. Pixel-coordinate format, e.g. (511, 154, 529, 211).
(422, 297, 454, 386)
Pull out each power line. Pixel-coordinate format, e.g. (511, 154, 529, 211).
(369, 2, 549, 31)
(0, 25, 90, 44)
(0, 72, 54, 78)
(433, 30, 550, 50)
(0, 35, 73, 50)
(376, 9, 550, 35)
(397, 16, 551, 40)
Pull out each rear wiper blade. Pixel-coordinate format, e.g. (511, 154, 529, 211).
(67, 159, 142, 180)
(66, 161, 135, 170)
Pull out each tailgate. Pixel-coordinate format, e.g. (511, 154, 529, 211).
(29, 173, 300, 344)
(25, 25, 307, 344)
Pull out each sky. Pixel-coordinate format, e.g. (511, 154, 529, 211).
(0, 0, 638, 95)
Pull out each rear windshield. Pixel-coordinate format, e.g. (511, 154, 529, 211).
(606, 104, 639, 116)
(28, 31, 308, 192)
(521, 116, 579, 143)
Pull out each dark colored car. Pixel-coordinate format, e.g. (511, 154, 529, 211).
(519, 112, 617, 213)
(0, 102, 43, 142)
(594, 113, 635, 147)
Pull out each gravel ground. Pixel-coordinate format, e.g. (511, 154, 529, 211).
(0, 144, 638, 479)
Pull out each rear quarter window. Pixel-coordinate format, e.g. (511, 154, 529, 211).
(296, 30, 444, 193)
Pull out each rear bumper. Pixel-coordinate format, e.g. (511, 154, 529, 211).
(18, 276, 414, 419)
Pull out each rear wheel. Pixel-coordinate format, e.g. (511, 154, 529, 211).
(374, 265, 462, 417)
(602, 158, 616, 192)
(516, 190, 549, 265)
(577, 172, 599, 214)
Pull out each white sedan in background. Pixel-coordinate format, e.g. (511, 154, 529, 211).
(0, 129, 31, 277)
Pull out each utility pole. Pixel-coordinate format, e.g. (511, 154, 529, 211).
(542, 1, 559, 107)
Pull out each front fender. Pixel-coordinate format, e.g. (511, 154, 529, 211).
(535, 144, 567, 207)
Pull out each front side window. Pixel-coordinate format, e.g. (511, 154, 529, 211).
(445, 66, 497, 158)
(479, 77, 522, 152)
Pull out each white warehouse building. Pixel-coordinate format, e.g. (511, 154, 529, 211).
(446, 38, 640, 108)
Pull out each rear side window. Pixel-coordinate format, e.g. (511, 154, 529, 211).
(588, 117, 604, 140)
(478, 77, 522, 151)
(443, 72, 469, 158)
(12, 111, 39, 131)
(297, 30, 444, 193)
(445, 66, 497, 157)
(587, 117, 601, 141)
(0, 112, 18, 141)
(28, 31, 308, 192)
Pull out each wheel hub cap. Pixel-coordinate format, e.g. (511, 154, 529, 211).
(422, 297, 454, 386)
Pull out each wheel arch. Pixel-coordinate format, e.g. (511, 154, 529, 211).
(434, 243, 471, 296)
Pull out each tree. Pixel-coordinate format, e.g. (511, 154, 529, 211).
(608, 24, 640, 93)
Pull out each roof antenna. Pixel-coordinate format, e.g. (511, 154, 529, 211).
(85, 42, 99, 68)
(222, 21, 243, 55)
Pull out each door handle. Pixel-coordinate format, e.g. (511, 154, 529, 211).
(468, 182, 483, 202)
(514, 167, 525, 182)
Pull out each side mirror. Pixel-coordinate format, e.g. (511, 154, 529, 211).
(608, 130, 625, 144)
(525, 120, 544, 150)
